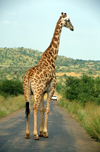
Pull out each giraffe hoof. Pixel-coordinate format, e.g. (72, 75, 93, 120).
(25, 134, 30, 139)
(34, 135, 39, 140)
(43, 132, 48, 138)
(39, 131, 43, 137)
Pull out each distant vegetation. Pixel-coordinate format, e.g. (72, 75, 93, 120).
(0, 47, 100, 81)
(0, 47, 42, 81)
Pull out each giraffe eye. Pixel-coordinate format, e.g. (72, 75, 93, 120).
(67, 20, 70, 22)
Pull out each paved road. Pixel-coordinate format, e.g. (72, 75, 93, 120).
(0, 100, 100, 152)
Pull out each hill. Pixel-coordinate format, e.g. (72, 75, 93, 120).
(0, 47, 100, 81)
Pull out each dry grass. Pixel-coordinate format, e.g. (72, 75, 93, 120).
(0, 95, 34, 118)
(56, 72, 100, 78)
(56, 72, 82, 77)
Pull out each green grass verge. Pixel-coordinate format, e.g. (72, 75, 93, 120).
(0, 95, 34, 118)
(58, 97, 100, 142)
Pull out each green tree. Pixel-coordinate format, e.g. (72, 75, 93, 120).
(65, 76, 80, 101)
(0, 79, 23, 97)
(65, 75, 99, 105)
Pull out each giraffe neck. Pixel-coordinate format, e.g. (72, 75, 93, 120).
(49, 17, 62, 61)
(39, 16, 63, 66)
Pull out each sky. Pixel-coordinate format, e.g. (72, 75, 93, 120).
(0, 0, 100, 60)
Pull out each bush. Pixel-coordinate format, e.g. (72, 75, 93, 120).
(65, 75, 100, 105)
(56, 82, 65, 95)
(65, 76, 81, 101)
(0, 79, 23, 97)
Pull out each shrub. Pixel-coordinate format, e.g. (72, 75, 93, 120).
(65, 75, 100, 105)
(0, 79, 23, 97)
(56, 82, 65, 95)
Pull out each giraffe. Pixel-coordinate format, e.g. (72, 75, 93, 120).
(23, 12, 74, 140)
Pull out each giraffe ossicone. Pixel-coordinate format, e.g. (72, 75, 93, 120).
(23, 12, 74, 140)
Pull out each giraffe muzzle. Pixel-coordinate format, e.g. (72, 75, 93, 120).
(70, 26, 74, 31)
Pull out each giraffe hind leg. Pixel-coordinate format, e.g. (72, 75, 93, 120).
(39, 96, 44, 137)
(43, 88, 55, 138)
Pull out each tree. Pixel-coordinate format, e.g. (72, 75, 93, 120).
(0, 79, 23, 97)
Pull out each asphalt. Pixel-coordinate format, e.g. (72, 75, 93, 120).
(0, 100, 100, 152)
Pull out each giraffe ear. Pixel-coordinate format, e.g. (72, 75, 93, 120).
(64, 13, 67, 17)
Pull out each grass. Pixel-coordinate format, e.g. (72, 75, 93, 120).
(56, 72, 82, 77)
(57, 93, 100, 142)
(0, 95, 34, 118)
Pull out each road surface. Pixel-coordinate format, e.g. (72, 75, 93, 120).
(0, 100, 100, 152)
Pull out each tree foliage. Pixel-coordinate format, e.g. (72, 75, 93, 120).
(56, 82, 65, 95)
(65, 75, 100, 105)
(0, 80, 23, 97)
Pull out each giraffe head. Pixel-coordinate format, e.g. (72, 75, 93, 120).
(61, 12, 74, 31)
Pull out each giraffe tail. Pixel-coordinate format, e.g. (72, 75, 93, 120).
(25, 102, 29, 119)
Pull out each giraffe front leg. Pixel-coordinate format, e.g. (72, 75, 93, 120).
(33, 104, 39, 140)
